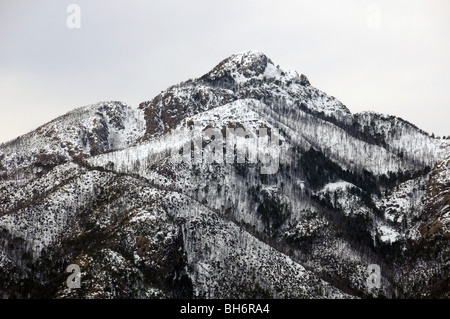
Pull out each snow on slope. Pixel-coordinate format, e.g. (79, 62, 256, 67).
(1, 50, 448, 299)
(0, 101, 145, 179)
(164, 191, 351, 298)
(221, 50, 351, 116)
(355, 111, 448, 167)
(89, 99, 284, 173)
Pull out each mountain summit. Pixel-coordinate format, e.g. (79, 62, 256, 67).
(139, 51, 349, 138)
(203, 50, 275, 81)
(202, 50, 312, 87)
(0, 51, 448, 299)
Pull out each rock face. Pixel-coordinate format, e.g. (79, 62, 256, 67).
(0, 51, 449, 299)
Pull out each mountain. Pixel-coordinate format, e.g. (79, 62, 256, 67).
(0, 51, 448, 299)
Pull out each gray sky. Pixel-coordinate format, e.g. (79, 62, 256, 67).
(1, 0, 449, 143)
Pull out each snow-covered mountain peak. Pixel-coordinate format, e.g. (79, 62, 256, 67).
(207, 50, 272, 80)
(1, 50, 449, 299)
(139, 51, 348, 138)
(200, 50, 305, 85)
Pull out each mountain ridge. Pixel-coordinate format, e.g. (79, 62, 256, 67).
(0, 51, 448, 299)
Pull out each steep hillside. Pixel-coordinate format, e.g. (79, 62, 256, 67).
(0, 51, 448, 299)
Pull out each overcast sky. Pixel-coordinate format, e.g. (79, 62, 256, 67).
(0, 0, 449, 143)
